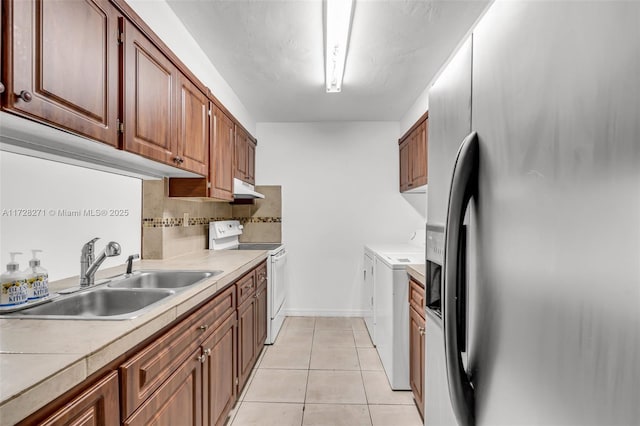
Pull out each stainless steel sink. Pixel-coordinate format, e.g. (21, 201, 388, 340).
(8, 288, 174, 320)
(107, 270, 221, 289)
(2, 270, 223, 320)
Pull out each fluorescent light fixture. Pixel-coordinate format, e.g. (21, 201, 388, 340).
(325, 0, 354, 93)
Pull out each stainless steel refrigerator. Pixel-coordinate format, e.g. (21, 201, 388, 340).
(425, 2, 640, 425)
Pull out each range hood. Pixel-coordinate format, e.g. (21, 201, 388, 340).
(233, 178, 265, 199)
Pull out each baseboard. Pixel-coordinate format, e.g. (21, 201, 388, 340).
(284, 308, 367, 317)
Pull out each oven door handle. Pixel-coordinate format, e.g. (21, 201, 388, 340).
(444, 131, 478, 426)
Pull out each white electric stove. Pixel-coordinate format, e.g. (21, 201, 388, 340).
(209, 220, 286, 344)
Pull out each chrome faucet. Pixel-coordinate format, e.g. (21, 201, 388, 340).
(80, 238, 121, 287)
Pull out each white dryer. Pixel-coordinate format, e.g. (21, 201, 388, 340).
(364, 237, 424, 390)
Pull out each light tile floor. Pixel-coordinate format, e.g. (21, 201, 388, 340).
(228, 317, 423, 426)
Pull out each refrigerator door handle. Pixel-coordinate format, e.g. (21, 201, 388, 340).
(444, 131, 479, 426)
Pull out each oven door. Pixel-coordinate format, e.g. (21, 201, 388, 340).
(267, 248, 287, 343)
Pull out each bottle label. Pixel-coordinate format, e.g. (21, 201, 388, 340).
(1, 279, 28, 306)
(27, 273, 50, 300)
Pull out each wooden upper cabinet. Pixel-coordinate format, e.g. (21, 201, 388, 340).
(411, 120, 428, 186)
(4, 0, 119, 147)
(177, 74, 208, 175)
(399, 112, 428, 192)
(210, 104, 235, 200)
(122, 18, 177, 165)
(246, 137, 256, 185)
(399, 139, 411, 192)
(37, 371, 120, 426)
(234, 126, 248, 182)
(167, 102, 243, 201)
(234, 126, 256, 185)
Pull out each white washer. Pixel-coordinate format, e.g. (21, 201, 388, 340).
(365, 242, 424, 390)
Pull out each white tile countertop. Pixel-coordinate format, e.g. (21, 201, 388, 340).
(0, 249, 269, 425)
(406, 264, 426, 287)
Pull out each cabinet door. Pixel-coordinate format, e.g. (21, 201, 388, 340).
(202, 313, 237, 426)
(234, 126, 248, 181)
(409, 306, 425, 419)
(177, 74, 208, 175)
(255, 281, 267, 353)
(246, 138, 256, 185)
(411, 120, 428, 187)
(122, 18, 177, 165)
(237, 297, 255, 392)
(6, 0, 119, 147)
(124, 348, 203, 426)
(39, 371, 119, 426)
(209, 105, 234, 200)
(399, 139, 411, 191)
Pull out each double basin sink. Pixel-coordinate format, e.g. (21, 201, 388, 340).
(6, 270, 222, 320)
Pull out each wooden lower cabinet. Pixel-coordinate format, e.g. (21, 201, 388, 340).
(255, 281, 267, 352)
(237, 295, 256, 392)
(38, 371, 119, 426)
(124, 348, 203, 426)
(237, 261, 268, 393)
(18, 262, 268, 426)
(203, 313, 237, 426)
(408, 277, 426, 419)
(409, 306, 425, 419)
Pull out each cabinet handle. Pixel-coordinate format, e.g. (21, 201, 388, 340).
(203, 348, 212, 357)
(197, 354, 206, 363)
(0, 82, 5, 94)
(173, 156, 184, 164)
(198, 324, 209, 331)
(242, 283, 254, 290)
(419, 327, 425, 336)
(18, 90, 32, 102)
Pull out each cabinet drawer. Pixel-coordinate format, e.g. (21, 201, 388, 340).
(256, 261, 267, 288)
(120, 285, 235, 418)
(409, 278, 425, 317)
(236, 271, 256, 305)
(196, 284, 236, 337)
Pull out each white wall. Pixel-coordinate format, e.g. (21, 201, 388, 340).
(0, 152, 141, 281)
(125, 0, 256, 134)
(256, 122, 425, 316)
(400, 88, 430, 138)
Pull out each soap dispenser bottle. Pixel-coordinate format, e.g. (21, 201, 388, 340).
(25, 250, 49, 300)
(1, 252, 28, 307)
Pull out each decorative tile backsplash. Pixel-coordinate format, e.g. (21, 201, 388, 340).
(141, 180, 282, 259)
(141, 216, 282, 228)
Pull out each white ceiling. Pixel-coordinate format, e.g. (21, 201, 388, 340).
(166, 0, 489, 122)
